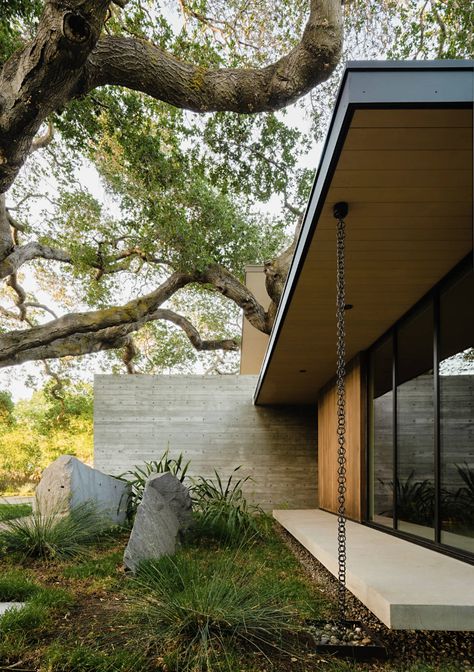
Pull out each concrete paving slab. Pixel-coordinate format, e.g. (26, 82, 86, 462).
(0, 602, 26, 616)
(0, 496, 34, 505)
(274, 509, 474, 631)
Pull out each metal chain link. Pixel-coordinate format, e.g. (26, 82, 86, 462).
(336, 213, 347, 625)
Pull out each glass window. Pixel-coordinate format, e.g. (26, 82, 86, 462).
(439, 268, 474, 553)
(396, 302, 435, 540)
(369, 336, 394, 527)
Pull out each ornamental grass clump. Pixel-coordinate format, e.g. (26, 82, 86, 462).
(192, 467, 262, 543)
(0, 502, 106, 561)
(133, 552, 300, 671)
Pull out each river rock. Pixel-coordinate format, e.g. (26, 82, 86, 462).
(35, 455, 129, 525)
(123, 473, 193, 573)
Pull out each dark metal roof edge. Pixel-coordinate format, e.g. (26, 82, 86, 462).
(253, 60, 474, 406)
(345, 59, 474, 71)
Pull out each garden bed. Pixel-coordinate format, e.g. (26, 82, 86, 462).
(0, 517, 472, 671)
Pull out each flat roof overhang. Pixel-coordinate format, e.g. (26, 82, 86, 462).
(255, 60, 474, 406)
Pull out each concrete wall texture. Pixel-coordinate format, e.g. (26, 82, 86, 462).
(94, 374, 317, 511)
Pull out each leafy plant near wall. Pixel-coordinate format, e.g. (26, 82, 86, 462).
(119, 450, 191, 521)
(380, 471, 435, 527)
(192, 467, 263, 542)
(442, 462, 474, 531)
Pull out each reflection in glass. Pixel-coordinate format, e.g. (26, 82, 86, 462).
(397, 304, 435, 540)
(369, 337, 393, 527)
(440, 268, 474, 553)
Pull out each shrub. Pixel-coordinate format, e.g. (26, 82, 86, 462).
(119, 450, 190, 520)
(192, 467, 262, 542)
(133, 551, 300, 671)
(0, 502, 106, 561)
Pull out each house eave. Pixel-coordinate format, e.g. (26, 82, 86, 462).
(253, 60, 474, 406)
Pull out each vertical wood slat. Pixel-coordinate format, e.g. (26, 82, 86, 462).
(318, 355, 364, 521)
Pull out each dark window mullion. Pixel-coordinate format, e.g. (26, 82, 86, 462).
(434, 292, 441, 544)
(393, 329, 398, 531)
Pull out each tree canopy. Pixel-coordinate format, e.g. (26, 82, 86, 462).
(0, 0, 471, 381)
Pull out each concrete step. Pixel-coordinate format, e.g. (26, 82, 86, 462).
(274, 508, 474, 631)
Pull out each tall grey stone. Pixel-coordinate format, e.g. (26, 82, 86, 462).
(35, 455, 129, 526)
(147, 472, 193, 529)
(123, 473, 193, 573)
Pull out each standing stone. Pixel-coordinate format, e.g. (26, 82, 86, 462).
(147, 472, 193, 529)
(123, 473, 193, 573)
(35, 455, 129, 526)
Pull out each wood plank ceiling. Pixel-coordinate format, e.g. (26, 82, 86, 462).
(258, 108, 473, 405)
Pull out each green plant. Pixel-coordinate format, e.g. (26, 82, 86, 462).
(0, 502, 106, 561)
(41, 643, 143, 671)
(63, 550, 123, 579)
(133, 551, 300, 671)
(442, 462, 474, 530)
(0, 569, 38, 601)
(192, 467, 262, 542)
(0, 502, 32, 521)
(119, 450, 190, 520)
(380, 471, 435, 526)
(455, 462, 474, 504)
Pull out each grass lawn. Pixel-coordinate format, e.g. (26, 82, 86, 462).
(0, 502, 32, 521)
(0, 519, 471, 672)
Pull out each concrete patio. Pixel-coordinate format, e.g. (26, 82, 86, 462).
(274, 509, 474, 631)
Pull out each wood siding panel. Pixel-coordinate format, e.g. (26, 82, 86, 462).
(318, 357, 364, 521)
(94, 374, 317, 511)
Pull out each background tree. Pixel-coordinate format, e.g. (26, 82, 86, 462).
(0, 381, 93, 493)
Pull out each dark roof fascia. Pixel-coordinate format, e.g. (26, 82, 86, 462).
(253, 60, 474, 405)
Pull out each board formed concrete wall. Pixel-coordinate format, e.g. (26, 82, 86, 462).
(94, 374, 317, 511)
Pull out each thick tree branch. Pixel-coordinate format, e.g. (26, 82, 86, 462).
(0, 328, 133, 367)
(0, 242, 72, 279)
(198, 264, 271, 334)
(153, 308, 239, 351)
(0, 0, 110, 194)
(0, 304, 239, 367)
(0, 271, 194, 363)
(122, 335, 138, 373)
(85, 0, 341, 113)
(0, 0, 341, 194)
(0, 195, 13, 260)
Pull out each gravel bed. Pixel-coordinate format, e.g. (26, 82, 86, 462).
(276, 523, 474, 670)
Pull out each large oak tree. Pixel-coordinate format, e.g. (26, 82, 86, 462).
(0, 0, 470, 375)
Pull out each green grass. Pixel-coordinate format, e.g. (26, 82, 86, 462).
(63, 550, 123, 579)
(0, 519, 470, 672)
(0, 569, 39, 601)
(0, 600, 50, 634)
(128, 533, 326, 672)
(41, 643, 143, 672)
(0, 502, 32, 521)
(0, 582, 75, 666)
